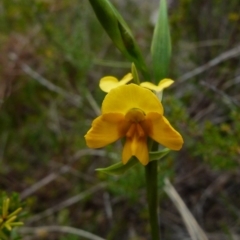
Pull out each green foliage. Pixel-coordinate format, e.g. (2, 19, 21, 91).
(0, 192, 25, 240)
(151, 0, 171, 81)
(0, 192, 23, 215)
(104, 153, 174, 203)
(88, 0, 149, 79)
(194, 111, 240, 170)
(107, 163, 146, 202)
(0, 0, 36, 32)
(60, 234, 79, 240)
(0, 0, 93, 173)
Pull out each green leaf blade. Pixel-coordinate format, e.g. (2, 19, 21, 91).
(96, 157, 138, 175)
(151, 0, 172, 82)
(88, 0, 149, 79)
(96, 149, 170, 176)
(149, 148, 170, 160)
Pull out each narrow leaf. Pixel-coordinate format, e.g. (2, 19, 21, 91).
(96, 157, 138, 175)
(88, 0, 149, 79)
(151, 0, 171, 81)
(149, 148, 170, 160)
(96, 148, 170, 176)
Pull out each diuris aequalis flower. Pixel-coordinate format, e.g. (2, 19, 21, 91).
(85, 84, 183, 165)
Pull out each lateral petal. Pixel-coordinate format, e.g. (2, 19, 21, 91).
(99, 76, 119, 93)
(85, 113, 125, 148)
(157, 78, 174, 90)
(140, 81, 160, 91)
(140, 78, 174, 92)
(99, 73, 133, 93)
(120, 73, 133, 85)
(145, 112, 183, 150)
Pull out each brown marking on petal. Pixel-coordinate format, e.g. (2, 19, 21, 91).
(125, 108, 145, 122)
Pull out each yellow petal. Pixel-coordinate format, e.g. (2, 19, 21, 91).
(145, 112, 183, 150)
(120, 73, 133, 84)
(140, 78, 174, 92)
(85, 113, 125, 148)
(122, 136, 149, 165)
(99, 73, 133, 93)
(122, 138, 132, 164)
(99, 76, 119, 93)
(140, 82, 160, 91)
(102, 84, 163, 115)
(158, 78, 174, 90)
(132, 136, 149, 165)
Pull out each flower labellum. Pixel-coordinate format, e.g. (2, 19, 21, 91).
(85, 84, 183, 165)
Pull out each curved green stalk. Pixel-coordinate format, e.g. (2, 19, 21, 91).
(145, 142, 160, 240)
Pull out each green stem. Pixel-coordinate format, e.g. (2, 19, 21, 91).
(145, 145, 160, 240)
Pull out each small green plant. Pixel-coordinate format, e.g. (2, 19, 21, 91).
(0, 192, 24, 240)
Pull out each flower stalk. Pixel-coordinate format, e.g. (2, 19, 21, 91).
(145, 158, 160, 240)
(145, 0, 172, 235)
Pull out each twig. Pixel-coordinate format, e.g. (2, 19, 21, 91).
(26, 182, 107, 224)
(194, 174, 231, 224)
(20, 172, 62, 200)
(19, 225, 106, 240)
(8, 52, 82, 107)
(177, 45, 240, 83)
(86, 90, 101, 115)
(200, 80, 240, 107)
(103, 192, 113, 223)
(222, 74, 240, 90)
(192, 102, 215, 122)
(20, 149, 111, 199)
(164, 178, 209, 240)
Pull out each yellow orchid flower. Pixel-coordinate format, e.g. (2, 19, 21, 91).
(140, 78, 174, 92)
(99, 73, 133, 93)
(85, 84, 183, 165)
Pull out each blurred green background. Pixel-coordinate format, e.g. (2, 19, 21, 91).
(1, 0, 240, 239)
